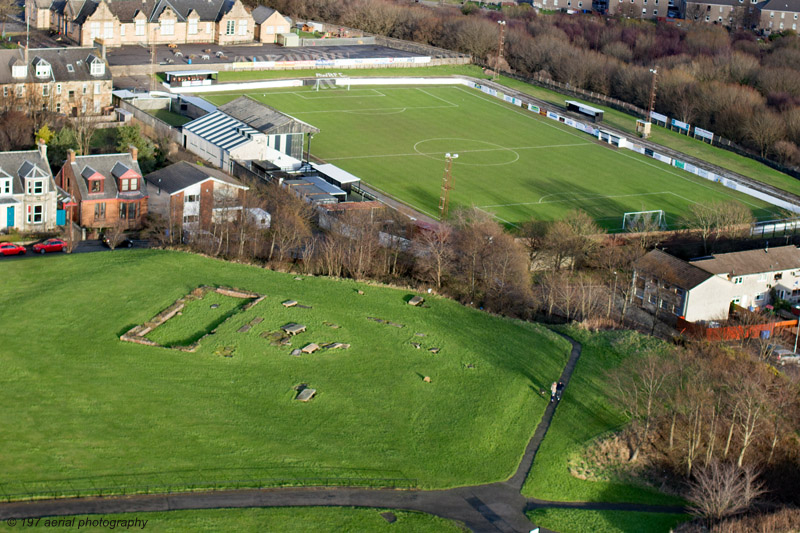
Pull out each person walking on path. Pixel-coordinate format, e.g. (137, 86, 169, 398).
(550, 381, 558, 402)
(555, 381, 564, 401)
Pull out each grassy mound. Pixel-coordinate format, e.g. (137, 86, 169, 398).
(0, 250, 569, 497)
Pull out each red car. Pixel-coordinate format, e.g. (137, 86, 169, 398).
(0, 242, 25, 256)
(33, 238, 67, 254)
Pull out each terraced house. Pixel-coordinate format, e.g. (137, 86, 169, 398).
(0, 142, 59, 233)
(38, 0, 255, 47)
(0, 47, 112, 116)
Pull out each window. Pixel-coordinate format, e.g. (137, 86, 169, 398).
(239, 19, 247, 35)
(119, 202, 137, 220)
(780, 22, 785, 28)
(756, 293, 766, 301)
(161, 18, 174, 36)
(104, 21, 113, 38)
(94, 82, 101, 95)
(66, 64, 74, 73)
(781, 11, 785, 18)
(27, 205, 43, 224)
(90, 60, 104, 76)
(120, 179, 129, 192)
(90, 180, 102, 193)
(732, 296, 741, 305)
(42, 84, 49, 97)
(771, 11, 775, 17)
(26, 180, 44, 195)
(206, 22, 212, 33)
(185, 194, 199, 203)
(15, 85, 24, 98)
(55, 102, 61, 113)
(705, 15, 710, 20)
(12, 64, 26, 78)
(120, 24, 125, 37)
(56, 83, 62, 95)
(660, 299, 670, 310)
(775, 272, 783, 280)
(0, 179, 10, 193)
(135, 19, 145, 36)
(266, 25, 274, 34)
(649, 295, 657, 305)
(277, 26, 287, 33)
(82, 83, 87, 95)
(94, 202, 105, 219)
(188, 18, 198, 34)
(2, 87, 6, 98)
(183, 214, 199, 223)
(35, 62, 50, 78)
(758, 273, 767, 282)
(129, 178, 138, 190)
(226, 20, 235, 35)
(90, 21, 100, 39)
(653, 9, 657, 14)
(733, 276, 743, 284)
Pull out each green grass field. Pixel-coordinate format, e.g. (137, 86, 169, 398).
(147, 108, 192, 127)
(0, 508, 465, 532)
(0, 250, 570, 498)
(203, 85, 780, 229)
(522, 328, 683, 505)
(527, 508, 689, 533)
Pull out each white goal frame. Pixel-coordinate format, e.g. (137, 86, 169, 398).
(314, 77, 350, 91)
(622, 209, 666, 232)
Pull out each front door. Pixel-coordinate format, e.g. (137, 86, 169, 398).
(6, 206, 13, 228)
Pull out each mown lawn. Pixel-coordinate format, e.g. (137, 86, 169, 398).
(527, 508, 689, 533)
(147, 108, 192, 127)
(0, 507, 466, 532)
(495, 76, 800, 199)
(522, 327, 684, 505)
(0, 250, 569, 497)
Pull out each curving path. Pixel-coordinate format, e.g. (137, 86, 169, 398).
(0, 333, 685, 532)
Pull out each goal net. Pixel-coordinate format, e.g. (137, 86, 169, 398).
(314, 78, 350, 91)
(622, 210, 666, 232)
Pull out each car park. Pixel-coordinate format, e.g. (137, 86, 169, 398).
(32, 238, 67, 254)
(0, 242, 25, 256)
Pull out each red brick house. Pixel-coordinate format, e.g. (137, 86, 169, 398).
(56, 146, 148, 232)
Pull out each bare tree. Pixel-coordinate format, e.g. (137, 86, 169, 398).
(103, 220, 128, 250)
(412, 223, 453, 290)
(72, 101, 98, 156)
(687, 461, 765, 524)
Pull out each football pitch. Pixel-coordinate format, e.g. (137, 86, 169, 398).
(204, 85, 780, 229)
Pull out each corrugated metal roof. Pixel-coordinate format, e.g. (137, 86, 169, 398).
(313, 163, 361, 184)
(183, 111, 261, 151)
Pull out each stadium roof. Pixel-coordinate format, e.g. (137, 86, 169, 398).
(218, 96, 319, 136)
(182, 110, 262, 152)
(313, 163, 361, 185)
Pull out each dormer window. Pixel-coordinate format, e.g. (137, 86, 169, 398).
(120, 178, 138, 191)
(26, 180, 44, 195)
(89, 178, 103, 193)
(35, 60, 50, 78)
(12, 64, 27, 78)
(0, 177, 11, 194)
(89, 57, 105, 76)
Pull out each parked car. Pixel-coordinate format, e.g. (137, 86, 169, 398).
(0, 242, 25, 256)
(776, 350, 800, 365)
(100, 234, 134, 249)
(32, 238, 66, 254)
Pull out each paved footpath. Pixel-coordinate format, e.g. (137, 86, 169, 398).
(0, 333, 685, 532)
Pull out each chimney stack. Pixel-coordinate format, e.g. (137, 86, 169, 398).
(129, 144, 138, 161)
(67, 148, 76, 163)
(37, 138, 47, 162)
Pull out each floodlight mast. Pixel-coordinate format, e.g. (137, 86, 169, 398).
(493, 21, 506, 82)
(439, 153, 458, 220)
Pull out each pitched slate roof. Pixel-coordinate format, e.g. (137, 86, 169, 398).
(761, 0, 800, 11)
(69, 153, 147, 201)
(0, 150, 54, 196)
(251, 5, 276, 24)
(182, 110, 262, 152)
(102, 0, 157, 22)
(635, 249, 715, 290)
(0, 47, 110, 85)
(143, 161, 246, 194)
(690, 245, 800, 276)
(73, 0, 99, 24)
(217, 96, 320, 136)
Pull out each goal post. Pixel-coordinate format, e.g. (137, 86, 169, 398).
(314, 77, 350, 91)
(622, 210, 666, 232)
